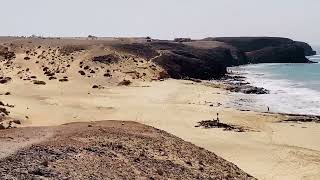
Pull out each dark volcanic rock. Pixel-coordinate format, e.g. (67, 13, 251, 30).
(78, 70, 86, 76)
(246, 44, 312, 63)
(112, 43, 159, 59)
(195, 120, 252, 132)
(118, 80, 132, 86)
(0, 45, 15, 60)
(204, 37, 316, 64)
(174, 38, 192, 43)
(112, 41, 237, 80)
(226, 85, 269, 94)
(205, 37, 293, 52)
(59, 45, 85, 56)
(294, 41, 316, 56)
(92, 54, 120, 64)
(0, 77, 11, 84)
(33, 80, 46, 85)
(279, 114, 320, 123)
(153, 50, 228, 80)
(150, 42, 235, 79)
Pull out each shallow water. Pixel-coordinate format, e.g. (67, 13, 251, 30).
(227, 55, 320, 115)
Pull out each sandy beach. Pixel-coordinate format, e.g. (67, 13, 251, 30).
(0, 37, 319, 179)
(1, 78, 319, 179)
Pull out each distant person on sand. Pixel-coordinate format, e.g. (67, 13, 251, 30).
(216, 113, 220, 123)
(267, 106, 270, 112)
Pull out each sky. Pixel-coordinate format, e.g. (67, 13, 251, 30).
(1, 0, 319, 45)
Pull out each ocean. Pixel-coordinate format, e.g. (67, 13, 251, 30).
(227, 54, 320, 115)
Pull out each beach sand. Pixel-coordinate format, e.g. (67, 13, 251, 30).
(0, 37, 319, 179)
(1, 79, 320, 180)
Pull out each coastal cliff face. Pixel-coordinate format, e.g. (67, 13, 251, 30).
(294, 41, 317, 56)
(205, 37, 315, 64)
(114, 37, 315, 79)
(204, 37, 293, 52)
(113, 41, 235, 79)
(246, 44, 309, 63)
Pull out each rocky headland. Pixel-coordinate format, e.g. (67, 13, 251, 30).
(204, 37, 316, 64)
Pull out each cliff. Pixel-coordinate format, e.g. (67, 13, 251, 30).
(294, 41, 316, 56)
(246, 44, 310, 63)
(204, 37, 315, 64)
(112, 41, 238, 79)
(204, 37, 293, 52)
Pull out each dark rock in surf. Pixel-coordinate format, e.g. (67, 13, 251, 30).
(226, 85, 269, 94)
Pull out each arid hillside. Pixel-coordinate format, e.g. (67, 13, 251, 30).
(0, 37, 237, 86)
(0, 121, 255, 179)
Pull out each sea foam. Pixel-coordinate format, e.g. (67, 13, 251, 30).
(227, 56, 320, 115)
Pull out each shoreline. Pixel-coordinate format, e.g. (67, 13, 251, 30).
(225, 59, 320, 116)
(0, 79, 320, 179)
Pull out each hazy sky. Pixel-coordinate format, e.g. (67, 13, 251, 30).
(1, 0, 319, 44)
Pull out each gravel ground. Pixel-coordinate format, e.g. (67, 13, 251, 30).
(0, 121, 255, 180)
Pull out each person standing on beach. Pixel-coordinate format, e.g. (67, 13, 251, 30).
(216, 113, 220, 123)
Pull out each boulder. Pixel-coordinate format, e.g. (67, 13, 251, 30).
(226, 85, 269, 94)
(0, 45, 15, 60)
(92, 54, 120, 64)
(33, 80, 46, 85)
(118, 80, 132, 86)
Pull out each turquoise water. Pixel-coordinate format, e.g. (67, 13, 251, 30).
(228, 55, 320, 115)
(244, 56, 320, 91)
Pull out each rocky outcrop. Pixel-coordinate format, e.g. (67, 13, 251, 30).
(204, 37, 293, 52)
(59, 45, 86, 56)
(182, 41, 248, 66)
(0, 45, 15, 60)
(151, 42, 237, 79)
(112, 41, 238, 80)
(246, 44, 312, 63)
(174, 38, 192, 43)
(204, 37, 316, 64)
(226, 85, 270, 94)
(152, 49, 228, 80)
(111, 43, 159, 60)
(92, 54, 120, 64)
(110, 37, 316, 80)
(294, 41, 316, 56)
